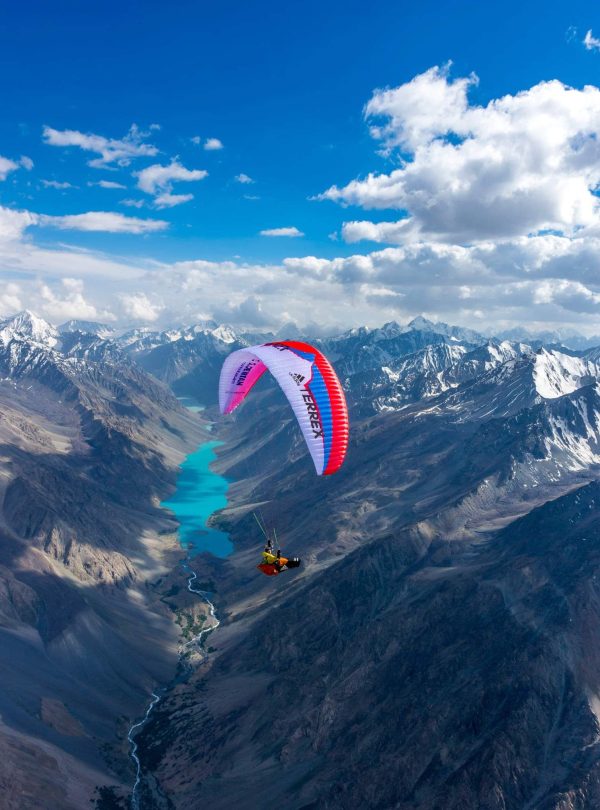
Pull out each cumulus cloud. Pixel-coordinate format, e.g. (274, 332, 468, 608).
(342, 219, 410, 244)
(0, 156, 19, 181)
(2, 204, 600, 332)
(212, 295, 274, 327)
(38, 277, 103, 321)
(135, 162, 207, 194)
(235, 173, 254, 184)
(0, 206, 38, 241)
(533, 279, 600, 312)
(204, 138, 224, 150)
(584, 30, 600, 50)
(260, 226, 304, 237)
(280, 234, 600, 327)
(153, 192, 194, 208)
(19, 156, 33, 171)
(319, 66, 600, 244)
(43, 124, 158, 168)
(134, 160, 207, 207)
(39, 211, 168, 234)
(0, 282, 23, 315)
(6, 64, 600, 335)
(120, 292, 162, 322)
(191, 135, 224, 150)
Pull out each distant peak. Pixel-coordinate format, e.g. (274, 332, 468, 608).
(0, 310, 58, 347)
(407, 315, 436, 330)
(58, 319, 114, 338)
(275, 321, 303, 340)
(210, 325, 237, 343)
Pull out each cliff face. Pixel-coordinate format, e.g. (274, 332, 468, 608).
(0, 325, 208, 808)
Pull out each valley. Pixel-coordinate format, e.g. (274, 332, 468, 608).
(2, 311, 600, 808)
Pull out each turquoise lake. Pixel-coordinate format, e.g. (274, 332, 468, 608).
(175, 395, 205, 413)
(161, 440, 233, 558)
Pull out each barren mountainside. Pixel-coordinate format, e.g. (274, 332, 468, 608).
(2, 311, 600, 808)
(126, 318, 600, 809)
(0, 312, 208, 808)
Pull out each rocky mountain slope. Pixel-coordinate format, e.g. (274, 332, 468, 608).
(4, 310, 600, 809)
(0, 311, 208, 808)
(137, 480, 600, 810)
(126, 318, 600, 809)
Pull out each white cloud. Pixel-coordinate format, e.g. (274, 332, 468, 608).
(260, 226, 304, 237)
(364, 64, 477, 153)
(2, 208, 600, 332)
(320, 66, 600, 244)
(0, 282, 22, 315)
(39, 211, 168, 234)
(533, 279, 600, 312)
(204, 138, 224, 151)
(120, 292, 162, 322)
(0, 204, 150, 293)
(120, 198, 145, 208)
(212, 295, 273, 327)
(42, 179, 74, 189)
(342, 219, 411, 244)
(134, 160, 207, 206)
(235, 173, 254, 184)
(8, 62, 600, 336)
(191, 135, 224, 150)
(90, 180, 127, 190)
(38, 277, 103, 321)
(19, 156, 33, 171)
(0, 156, 19, 181)
(584, 30, 600, 50)
(0, 206, 38, 241)
(153, 192, 194, 208)
(243, 194, 260, 200)
(43, 124, 158, 168)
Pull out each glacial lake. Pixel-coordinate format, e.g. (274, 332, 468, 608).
(161, 401, 233, 557)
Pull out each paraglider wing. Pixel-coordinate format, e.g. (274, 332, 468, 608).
(219, 341, 348, 475)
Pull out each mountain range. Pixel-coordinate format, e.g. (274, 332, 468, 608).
(2, 310, 600, 807)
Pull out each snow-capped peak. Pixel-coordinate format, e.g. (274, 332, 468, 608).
(210, 325, 236, 343)
(533, 348, 600, 399)
(405, 316, 435, 332)
(58, 319, 114, 339)
(0, 310, 58, 348)
(402, 315, 485, 345)
(372, 321, 403, 341)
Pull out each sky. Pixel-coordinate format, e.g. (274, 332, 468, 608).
(2, 0, 600, 334)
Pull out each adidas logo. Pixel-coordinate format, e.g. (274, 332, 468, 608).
(290, 373, 305, 385)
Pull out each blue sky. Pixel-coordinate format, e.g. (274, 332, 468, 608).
(1, 0, 600, 331)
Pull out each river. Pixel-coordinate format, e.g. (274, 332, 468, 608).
(128, 400, 231, 808)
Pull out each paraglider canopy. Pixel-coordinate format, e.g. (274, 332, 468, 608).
(219, 340, 349, 475)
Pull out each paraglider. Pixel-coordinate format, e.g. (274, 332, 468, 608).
(258, 536, 301, 577)
(219, 340, 349, 577)
(218, 340, 349, 475)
